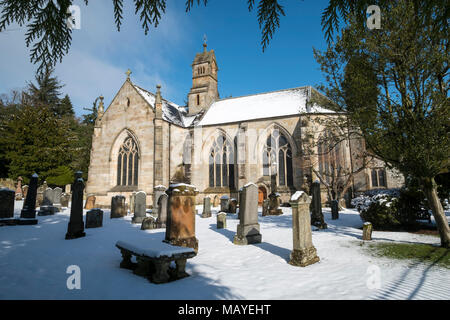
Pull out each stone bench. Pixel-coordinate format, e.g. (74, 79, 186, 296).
(115, 240, 196, 284)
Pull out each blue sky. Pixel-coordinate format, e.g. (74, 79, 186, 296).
(0, 0, 332, 116)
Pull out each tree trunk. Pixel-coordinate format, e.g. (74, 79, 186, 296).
(424, 177, 450, 248)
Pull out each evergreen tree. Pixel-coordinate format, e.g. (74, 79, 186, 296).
(59, 94, 75, 118)
(25, 67, 63, 108)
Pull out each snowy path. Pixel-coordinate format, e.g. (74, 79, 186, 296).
(0, 201, 448, 300)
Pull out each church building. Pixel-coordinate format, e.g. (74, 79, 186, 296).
(86, 43, 403, 208)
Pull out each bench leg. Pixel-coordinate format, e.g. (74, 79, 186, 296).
(175, 259, 189, 279)
(134, 257, 150, 276)
(119, 249, 133, 269)
(151, 261, 170, 284)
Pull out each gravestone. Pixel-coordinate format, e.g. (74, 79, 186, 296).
(201, 196, 211, 218)
(65, 172, 86, 239)
(111, 195, 126, 218)
(217, 212, 226, 229)
(0, 188, 15, 219)
(213, 196, 220, 207)
(220, 195, 229, 212)
(65, 184, 71, 194)
(141, 216, 157, 230)
(15, 177, 23, 200)
(36, 181, 48, 207)
(129, 191, 136, 215)
(61, 193, 70, 208)
(164, 184, 198, 253)
(153, 185, 166, 215)
(38, 187, 59, 215)
(84, 194, 96, 210)
(310, 181, 327, 229)
(53, 187, 62, 211)
(22, 185, 29, 200)
(157, 193, 168, 227)
(85, 209, 103, 228)
(262, 199, 269, 216)
(42, 188, 53, 206)
(20, 173, 39, 224)
(289, 191, 320, 267)
(228, 198, 238, 214)
(363, 222, 373, 240)
(268, 192, 283, 215)
(233, 183, 262, 245)
(331, 200, 339, 220)
(132, 191, 147, 224)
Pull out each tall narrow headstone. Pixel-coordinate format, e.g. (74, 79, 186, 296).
(65, 172, 86, 239)
(15, 176, 23, 200)
(153, 185, 166, 214)
(331, 199, 339, 220)
(61, 193, 70, 208)
(22, 185, 29, 200)
(129, 191, 136, 215)
(65, 184, 71, 194)
(233, 183, 262, 245)
(53, 187, 62, 211)
(157, 193, 168, 227)
(289, 191, 320, 267)
(220, 195, 229, 212)
(0, 188, 15, 219)
(111, 195, 126, 218)
(164, 184, 198, 252)
(20, 173, 39, 224)
(132, 191, 147, 223)
(262, 199, 269, 216)
(201, 196, 211, 218)
(310, 181, 327, 229)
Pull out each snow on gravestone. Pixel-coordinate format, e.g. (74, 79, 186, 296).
(233, 183, 262, 245)
(289, 191, 320, 267)
(164, 184, 199, 253)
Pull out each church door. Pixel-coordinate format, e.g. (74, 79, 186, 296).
(258, 186, 267, 205)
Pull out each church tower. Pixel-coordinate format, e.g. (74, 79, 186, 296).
(187, 40, 219, 115)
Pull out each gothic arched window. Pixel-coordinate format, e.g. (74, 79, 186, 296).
(209, 135, 235, 188)
(263, 129, 293, 186)
(117, 136, 139, 186)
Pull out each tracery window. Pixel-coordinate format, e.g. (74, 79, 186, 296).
(117, 136, 139, 186)
(262, 129, 293, 186)
(371, 168, 387, 188)
(209, 135, 235, 188)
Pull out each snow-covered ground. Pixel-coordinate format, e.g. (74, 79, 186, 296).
(0, 201, 449, 300)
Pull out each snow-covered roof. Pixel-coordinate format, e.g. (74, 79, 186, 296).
(133, 84, 196, 128)
(197, 86, 335, 126)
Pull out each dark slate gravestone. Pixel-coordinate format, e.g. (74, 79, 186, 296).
(65, 172, 86, 239)
(85, 209, 103, 228)
(331, 199, 339, 220)
(111, 195, 126, 218)
(310, 181, 327, 229)
(132, 191, 146, 224)
(20, 173, 39, 224)
(0, 188, 15, 219)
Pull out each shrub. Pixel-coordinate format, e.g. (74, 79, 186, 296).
(352, 192, 401, 229)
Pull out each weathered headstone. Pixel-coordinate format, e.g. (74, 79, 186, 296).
(201, 196, 211, 218)
(84, 194, 96, 210)
(363, 222, 373, 240)
(289, 191, 320, 267)
(217, 212, 226, 229)
(153, 185, 166, 215)
(65, 184, 71, 194)
(268, 192, 283, 215)
(213, 195, 220, 207)
(141, 216, 157, 230)
(0, 188, 15, 219)
(22, 185, 29, 200)
(61, 193, 70, 208)
(220, 195, 229, 212)
(164, 184, 198, 253)
(38, 187, 60, 215)
(85, 208, 103, 228)
(129, 191, 136, 215)
(15, 176, 23, 200)
(132, 191, 147, 224)
(233, 183, 262, 245)
(20, 173, 39, 224)
(157, 193, 168, 227)
(331, 199, 339, 220)
(53, 187, 62, 211)
(310, 181, 327, 229)
(228, 198, 238, 214)
(262, 199, 269, 216)
(42, 188, 53, 206)
(36, 181, 48, 207)
(65, 172, 86, 239)
(111, 195, 126, 218)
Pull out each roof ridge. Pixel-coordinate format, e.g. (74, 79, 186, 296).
(217, 85, 310, 103)
(132, 82, 182, 108)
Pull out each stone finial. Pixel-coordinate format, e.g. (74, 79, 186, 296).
(98, 95, 104, 116)
(155, 84, 163, 119)
(203, 34, 207, 52)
